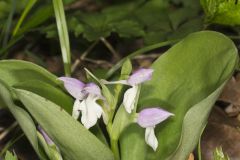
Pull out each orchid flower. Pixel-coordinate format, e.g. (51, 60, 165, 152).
(137, 108, 174, 151)
(59, 77, 103, 129)
(103, 68, 153, 113)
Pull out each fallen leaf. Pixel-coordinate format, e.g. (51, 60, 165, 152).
(201, 107, 240, 160)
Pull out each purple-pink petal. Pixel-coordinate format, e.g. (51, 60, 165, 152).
(58, 77, 85, 99)
(83, 83, 102, 97)
(127, 68, 154, 85)
(137, 108, 174, 128)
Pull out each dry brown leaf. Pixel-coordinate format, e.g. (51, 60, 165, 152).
(219, 76, 240, 107)
(201, 107, 240, 160)
(219, 76, 240, 116)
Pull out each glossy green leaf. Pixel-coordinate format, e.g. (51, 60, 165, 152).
(120, 31, 238, 160)
(15, 89, 114, 160)
(0, 60, 58, 86)
(168, 82, 225, 159)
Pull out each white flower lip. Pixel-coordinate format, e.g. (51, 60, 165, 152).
(145, 126, 158, 151)
(78, 95, 103, 129)
(123, 85, 138, 113)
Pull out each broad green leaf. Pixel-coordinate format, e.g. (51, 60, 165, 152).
(168, 82, 225, 159)
(0, 60, 58, 86)
(14, 80, 73, 113)
(120, 31, 238, 160)
(201, 0, 240, 26)
(4, 151, 17, 160)
(15, 89, 114, 160)
(0, 80, 47, 159)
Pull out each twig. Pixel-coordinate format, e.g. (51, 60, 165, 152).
(71, 40, 99, 72)
(228, 35, 240, 39)
(0, 122, 18, 140)
(65, 0, 90, 10)
(105, 39, 179, 78)
(133, 53, 160, 60)
(100, 37, 120, 60)
(84, 58, 113, 67)
(0, 133, 24, 157)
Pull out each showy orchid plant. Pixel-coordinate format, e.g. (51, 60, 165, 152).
(0, 31, 236, 160)
(59, 67, 174, 156)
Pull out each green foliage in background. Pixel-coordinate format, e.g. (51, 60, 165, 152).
(201, 0, 240, 26)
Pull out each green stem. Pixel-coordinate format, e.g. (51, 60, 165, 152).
(107, 122, 120, 160)
(110, 139, 120, 160)
(198, 136, 202, 160)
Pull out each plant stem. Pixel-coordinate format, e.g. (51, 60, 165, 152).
(107, 121, 120, 160)
(198, 138, 202, 160)
(100, 37, 120, 60)
(0, 122, 18, 140)
(110, 139, 120, 160)
(71, 40, 99, 72)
